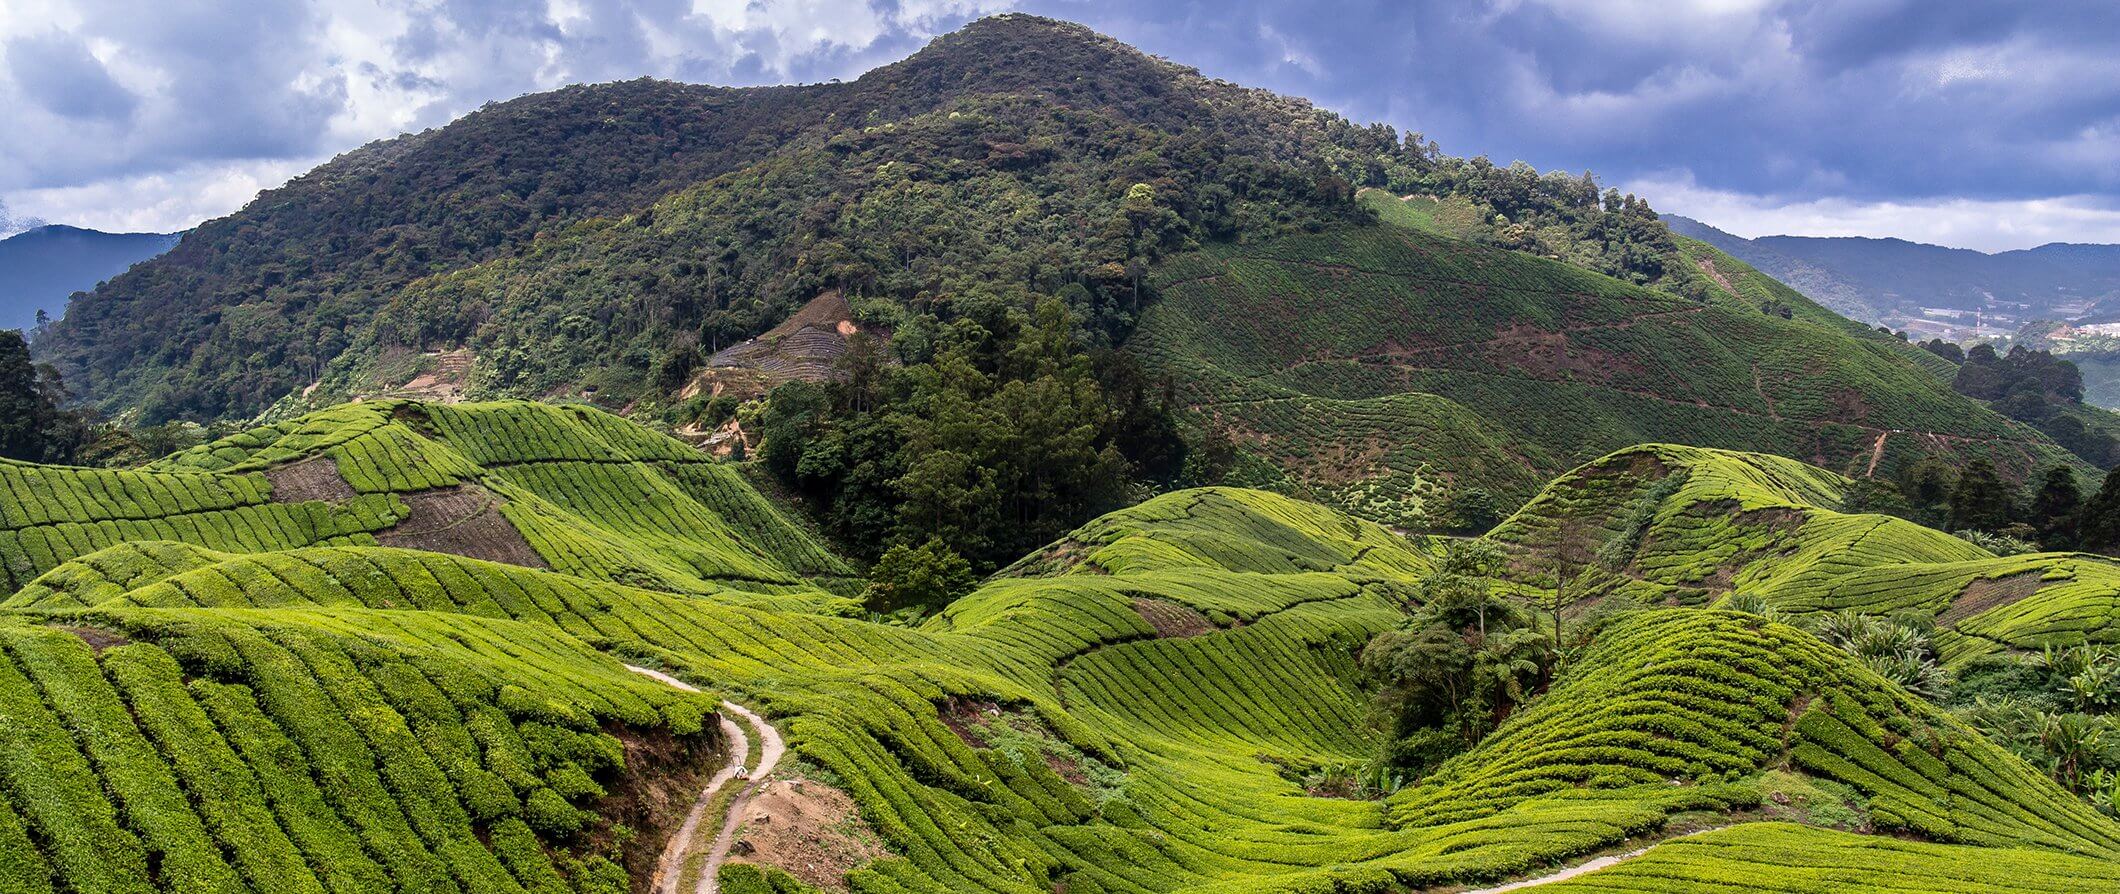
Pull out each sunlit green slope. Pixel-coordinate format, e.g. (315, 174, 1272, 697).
(1490, 443, 2120, 662)
(2, 404, 2117, 893)
(0, 399, 854, 601)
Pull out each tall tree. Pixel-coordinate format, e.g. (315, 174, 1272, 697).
(1947, 458, 2014, 533)
(2028, 466, 2084, 548)
(0, 330, 47, 461)
(2078, 472, 2120, 556)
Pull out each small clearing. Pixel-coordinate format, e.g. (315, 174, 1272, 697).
(375, 484, 548, 568)
(1131, 597, 1215, 638)
(264, 456, 357, 503)
(691, 293, 884, 401)
(1941, 572, 2048, 626)
(393, 348, 474, 402)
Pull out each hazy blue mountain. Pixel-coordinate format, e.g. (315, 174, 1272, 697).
(1665, 214, 2120, 328)
(0, 225, 179, 334)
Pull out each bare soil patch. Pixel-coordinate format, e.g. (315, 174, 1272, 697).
(58, 625, 131, 653)
(696, 293, 886, 400)
(1131, 597, 1214, 638)
(1941, 572, 2047, 626)
(265, 457, 357, 504)
(938, 697, 1003, 749)
(590, 723, 725, 894)
(375, 484, 548, 568)
(728, 777, 887, 893)
(393, 348, 474, 402)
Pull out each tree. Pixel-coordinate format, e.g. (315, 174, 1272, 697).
(2029, 466, 2084, 548)
(0, 330, 43, 461)
(2078, 472, 2120, 556)
(1947, 458, 2014, 533)
(862, 539, 976, 613)
(1364, 539, 1555, 761)
(1441, 487, 1502, 535)
(1413, 539, 1507, 637)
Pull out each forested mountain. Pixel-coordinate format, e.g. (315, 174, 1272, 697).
(29, 14, 2106, 560)
(1666, 214, 2120, 324)
(0, 225, 176, 332)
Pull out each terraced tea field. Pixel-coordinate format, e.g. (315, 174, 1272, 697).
(2, 401, 2117, 894)
(1130, 215, 2082, 527)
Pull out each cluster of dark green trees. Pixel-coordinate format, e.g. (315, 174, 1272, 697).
(0, 330, 222, 467)
(1848, 456, 2120, 554)
(1361, 540, 1559, 779)
(754, 297, 1187, 589)
(1921, 340, 2120, 467)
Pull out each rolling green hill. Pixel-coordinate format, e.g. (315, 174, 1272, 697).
(1, 400, 2118, 893)
(1130, 203, 2084, 528)
(1487, 443, 2120, 663)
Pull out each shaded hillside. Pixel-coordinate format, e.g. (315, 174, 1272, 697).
(0, 225, 176, 332)
(37, 15, 1405, 421)
(1129, 207, 2086, 528)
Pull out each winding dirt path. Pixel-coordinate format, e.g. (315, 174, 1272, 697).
(624, 666, 787, 894)
(1457, 826, 1733, 893)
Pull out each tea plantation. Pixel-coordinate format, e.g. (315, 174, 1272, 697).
(1, 401, 2117, 893)
(1489, 443, 2120, 661)
(1128, 215, 2082, 526)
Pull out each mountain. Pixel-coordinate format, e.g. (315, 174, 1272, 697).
(1665, 214, 2120, 333)
(0, 225, 177, 333)
(31, 14, 2103, 544)
(0, 399, 2116, 893)
(1134, 191, 2086, 526)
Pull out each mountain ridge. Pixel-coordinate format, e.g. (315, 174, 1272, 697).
(0, 224, 178, 333)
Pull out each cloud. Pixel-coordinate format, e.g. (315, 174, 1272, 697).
(3, 0, 2120, 251)
(4, 31, 136, 120)
(0, 198, 46, 239)
(0, 0, 1009, 232)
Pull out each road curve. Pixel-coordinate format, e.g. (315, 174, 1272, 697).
(1459, 826, 1734, 893)
(623, 665, 788, 894)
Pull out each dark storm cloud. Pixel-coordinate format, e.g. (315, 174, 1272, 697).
(4, 0, 2119, 246)
(5, 31, 136, 121)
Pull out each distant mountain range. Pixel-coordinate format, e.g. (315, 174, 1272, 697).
(0, 224, 179, 334)
(1665, 215, 2120, 337)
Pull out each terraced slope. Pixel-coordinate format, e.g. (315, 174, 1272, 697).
(0, 400, 854, 601)
(4, 404, 2119, 894)
(1488, 443, 2120, 662)
(1130, 214, 2082, 526)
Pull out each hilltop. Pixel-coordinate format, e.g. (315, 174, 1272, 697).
(0, 400, 2116, 893)
(24, 16, 2101, 548)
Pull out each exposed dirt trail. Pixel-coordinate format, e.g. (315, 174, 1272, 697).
(624, 666, 787, 894)
(1457, 825, 1733, 893)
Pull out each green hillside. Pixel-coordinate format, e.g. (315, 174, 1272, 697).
(1130, 209, 2082, 528)
(0, 399, 855, 601)
(1486, 443, 2120, 662)
(1, 400, 2118, 893)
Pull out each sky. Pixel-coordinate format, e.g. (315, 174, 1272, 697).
(3, 1, 2119, 252)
